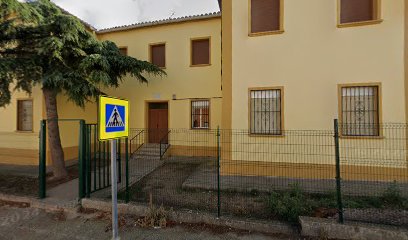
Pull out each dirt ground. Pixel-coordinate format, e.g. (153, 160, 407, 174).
(0, 202, 301, 240)
(125, 159, 273, 220)
(0, 165, 79, 197)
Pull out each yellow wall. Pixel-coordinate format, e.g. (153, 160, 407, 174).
(0, 86, 43, 165)
(98, 18, 222, 133)
(221, 0, 408, 173)
(229, 0, 405, 130)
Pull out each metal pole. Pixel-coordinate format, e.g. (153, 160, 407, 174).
(334, 119, 344, 224)
(111, 139, 119, 240)
(217, 126, 221, 218)
(39, 120, 47, 199)
(78, 120, 85, 199)
(125, 138, 130, 203)
(86, 125, 91, 198)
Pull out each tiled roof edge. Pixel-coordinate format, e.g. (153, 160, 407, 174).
(97, 11, 221, 34)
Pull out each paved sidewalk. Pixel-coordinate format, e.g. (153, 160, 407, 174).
(0, 205, 295, 240)
(182, 162, 408, 196)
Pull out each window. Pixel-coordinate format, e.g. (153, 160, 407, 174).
(17, 99, 33, 131)
(191, 38, 210, 66)
(150, 43, 166, 68)
(340, 85, 380, 136)
(339, 0, 381, 25)
(119, 47, 128, 56)
(191, 100, 210, 129)
(250, 88, 282, 135)
(250, 0, 283, 35)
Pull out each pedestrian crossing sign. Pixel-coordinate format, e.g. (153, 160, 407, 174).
(98, 96, 129, 140)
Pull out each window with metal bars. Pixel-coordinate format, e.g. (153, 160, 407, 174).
(191, 100, 209, 129)
(340, 85, 380, 136)
(250, 89, 282, 135)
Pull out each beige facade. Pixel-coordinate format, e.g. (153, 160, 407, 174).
(220, 0, 408, 179)
(1, 0, 407, 183)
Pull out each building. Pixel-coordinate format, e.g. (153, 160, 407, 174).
(0, 0, 407, 181)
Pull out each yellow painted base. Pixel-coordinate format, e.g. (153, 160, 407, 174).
(221, 160, 408, 182)
(169, 145, 217, 157)
(0, 148, 38, 165)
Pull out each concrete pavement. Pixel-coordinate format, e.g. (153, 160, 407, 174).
(0, 205, 299, 240)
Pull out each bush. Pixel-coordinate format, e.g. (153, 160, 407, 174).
(381, 181, 407, 209)
(267, 184, 314, 222)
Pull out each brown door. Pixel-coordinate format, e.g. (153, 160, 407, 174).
(148, 103, 168, 143)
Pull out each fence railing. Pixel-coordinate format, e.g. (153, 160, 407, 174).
(84, 121, 408, 227)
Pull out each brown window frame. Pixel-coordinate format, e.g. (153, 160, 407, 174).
(249, 0, 284, 36)
(338, 83, 383, 138)
(190, 37, 211, 67)
(149, 42, 166, 69)
(118, 47, 128, 56)
(16, 99, 34, 132)
(337, 0, 383, 28)
(248, 87, 284, 136)
(191, 100, 210, 130)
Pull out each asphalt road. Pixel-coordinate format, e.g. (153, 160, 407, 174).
(0, 205, 302, 240)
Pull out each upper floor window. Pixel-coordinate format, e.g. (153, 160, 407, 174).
(17, 99, 33, 132)
(250, 88, 283, 135)
(191, 38, 210, 66)
(150, 43, 166, 68)
(339, 85, 380, 137)
(339, 0, 382, 26)
(250, 0, 283, 35)
(191, 100, 210, 129)
(119, 47, 128, 56)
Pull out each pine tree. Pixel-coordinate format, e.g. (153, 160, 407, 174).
(0, 0, 165, 179)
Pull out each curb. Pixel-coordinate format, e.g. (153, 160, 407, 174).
(0, 193, 80, 213)
(81, 198, 297, 236)
(299, 216, 408, 240)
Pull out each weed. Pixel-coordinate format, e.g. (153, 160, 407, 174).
(267, 183, 314, 222)
(381, 181, 407, 209)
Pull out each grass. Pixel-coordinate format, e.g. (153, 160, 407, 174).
(267, 182, 408, 223)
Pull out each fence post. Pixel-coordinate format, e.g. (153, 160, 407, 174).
(118, 139, 122, 183)
(217, 126, 221, 218)
(334, 119, 344, 224)
(38, 120, 47, 199)
(86, 125, 91, 198)
(78, 120, 86, 200)
(125, 137, 130, 203)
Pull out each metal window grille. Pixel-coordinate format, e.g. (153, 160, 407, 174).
(341, 86, 379, 136)
(191, 100, 209, 129)
(250, 89, 282, 135)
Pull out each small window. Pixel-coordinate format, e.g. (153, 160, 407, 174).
(191, 100, 210, 129)
(119, 47, 128, 56)
(340, 85, 380, 136)
(339, 0, 380, 25)
(191, 38, 210, 66)
(150, 43, 166, 68)
(250, 0, 282, 34)
(250, 89, 282, 135)
(17, 100, 33, 131)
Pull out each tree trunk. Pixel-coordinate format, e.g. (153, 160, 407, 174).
(42, 88, 68, 179)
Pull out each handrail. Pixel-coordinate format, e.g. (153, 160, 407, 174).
(130, 130, 145, 156)
(130, 130, 144, 142)
(159, 130, 171, 160)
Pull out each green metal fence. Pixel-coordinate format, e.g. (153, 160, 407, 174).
(40, 119, 408, 227)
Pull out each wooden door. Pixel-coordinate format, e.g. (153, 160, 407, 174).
(148, 103, 168, 143)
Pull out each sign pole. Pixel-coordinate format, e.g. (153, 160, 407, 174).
(111, 139, 119, 240)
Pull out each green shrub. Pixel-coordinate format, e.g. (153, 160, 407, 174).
(267, 184, 314, 222)
(381, 181, 407, 208)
